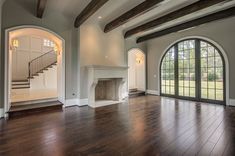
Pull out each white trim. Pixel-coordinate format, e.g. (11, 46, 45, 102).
(64, 99, 78, 107)
(64, 98, 88, 107)
(89, 100, 125, 108)
(229, 99, 235, 107)
(123, 91, 129, 98)
(4, 25, 66, 114)
(78, 99, 88, 106)
(146, 90, 160, 95)
(0, 108, 4, 118)
(158, 36, 230, 105)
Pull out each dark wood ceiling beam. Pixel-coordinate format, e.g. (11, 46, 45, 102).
(137, 7, 235, 43)
(74, 0, 109, 28)
(125, 0, 228, 38)
(104, 0, 164, 33)
(36, 0, 47, 18)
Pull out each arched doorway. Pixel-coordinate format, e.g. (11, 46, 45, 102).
(4, 26, 65, 115)
(128, 48, 146, 96)
(160, 37, 227, 105)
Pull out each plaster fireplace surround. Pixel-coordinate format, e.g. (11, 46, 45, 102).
(87, 65, 128, 108)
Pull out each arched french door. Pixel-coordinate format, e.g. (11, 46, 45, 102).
(160, 39, 225, 104)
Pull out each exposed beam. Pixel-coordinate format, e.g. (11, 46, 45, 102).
(125, 0, 228, 38)
(36, 0, 47, 18)
(137, 7, 235, 43)
(104, 0, 164, 33)
(74, 0, 109, 28)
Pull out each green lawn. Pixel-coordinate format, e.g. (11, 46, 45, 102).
(162, 80, 223, 100)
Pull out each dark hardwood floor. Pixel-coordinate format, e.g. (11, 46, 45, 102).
(0, 95, 235, 156)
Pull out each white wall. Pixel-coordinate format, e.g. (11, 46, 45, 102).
(12, 35, 53, 80)
(79, 23, 126, 99)
(30, 65, 57, 90)
(128, 52, 136, 89)
(0, 0, 5, 117)
(128, 49, 145, 91)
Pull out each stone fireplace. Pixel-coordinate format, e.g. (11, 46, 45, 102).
(87, 65, 128, 108)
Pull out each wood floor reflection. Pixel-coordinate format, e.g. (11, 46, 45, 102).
(0, 95, 235, 156)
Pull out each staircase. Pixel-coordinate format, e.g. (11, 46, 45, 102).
(129, 88, 145, 97)
(9, 50, 60, 118)
(11, 50, 57, 89)
(12, 79, 30, 89)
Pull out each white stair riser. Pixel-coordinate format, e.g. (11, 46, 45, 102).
(12, 82, 29, 85)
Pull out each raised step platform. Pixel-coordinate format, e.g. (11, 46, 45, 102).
(11, 98, 58, 106)
(129, 89, 145, 97)
(8, 101, 63, 118)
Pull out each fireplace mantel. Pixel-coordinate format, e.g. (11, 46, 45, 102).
(87, 65, 128, 70)
(87, 65, 128, 108)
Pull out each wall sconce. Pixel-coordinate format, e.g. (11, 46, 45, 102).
(136, 57, 143, 64)
(11, 39, 19, 50)
(54, 44, 60, 55)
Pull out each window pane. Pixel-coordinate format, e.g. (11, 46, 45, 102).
(184, 87, 189, 96)
(216, 90, 223, 101)
(179, 87, 184, 96)
(190, 88, 195, 97)
(208, 89, 215, 99)
(201, 89, 208, 99)
(215, 57, 223, 67)
(170, 87, 175, 94)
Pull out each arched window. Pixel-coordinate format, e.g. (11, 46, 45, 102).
(160, 39, 225, 104)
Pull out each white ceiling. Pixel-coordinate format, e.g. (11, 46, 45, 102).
(45, 0, 91, 19)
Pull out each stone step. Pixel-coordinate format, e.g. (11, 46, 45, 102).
(11, 98, 58, 106)
(129, 88, 138, 93)
(129, 90, 145, 97)
(8, 101, 63, 118)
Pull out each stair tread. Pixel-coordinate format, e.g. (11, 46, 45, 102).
(129, 88, 138, 92)
(12, 83, 30, 85)
(12, 80, 28, 82)
(129, 91, 145, 95)
(11, 98, 58, 105)
(129, 90, 145, 98)
(12, 87, 30, 89)
(9, 101, 63, 112)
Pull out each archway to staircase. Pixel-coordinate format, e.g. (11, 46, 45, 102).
(4, 26, 65, 115)
(128, 48, 146, 97)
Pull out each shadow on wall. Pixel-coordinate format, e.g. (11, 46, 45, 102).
(14, 0, 36, 15)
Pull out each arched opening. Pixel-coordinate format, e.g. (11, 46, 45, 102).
(128, 48, 146, 96)
(160, 38, 227, 105)
(4, 26, 65, 115)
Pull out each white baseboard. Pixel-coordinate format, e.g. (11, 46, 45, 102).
(78, 99, 88, 106)
(65, 98, 88, 107)
(146, 90, 160, 96)
(0, 108, 4, 118)
(229, 99, 235, 106)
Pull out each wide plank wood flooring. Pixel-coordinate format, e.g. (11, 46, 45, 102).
(0, 95, 235, 156)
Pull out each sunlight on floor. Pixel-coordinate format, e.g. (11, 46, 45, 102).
(11, 89, 57, 103)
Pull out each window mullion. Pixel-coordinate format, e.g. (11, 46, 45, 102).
(195, 39, 201, 101)
(175, 44, 179, 97)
